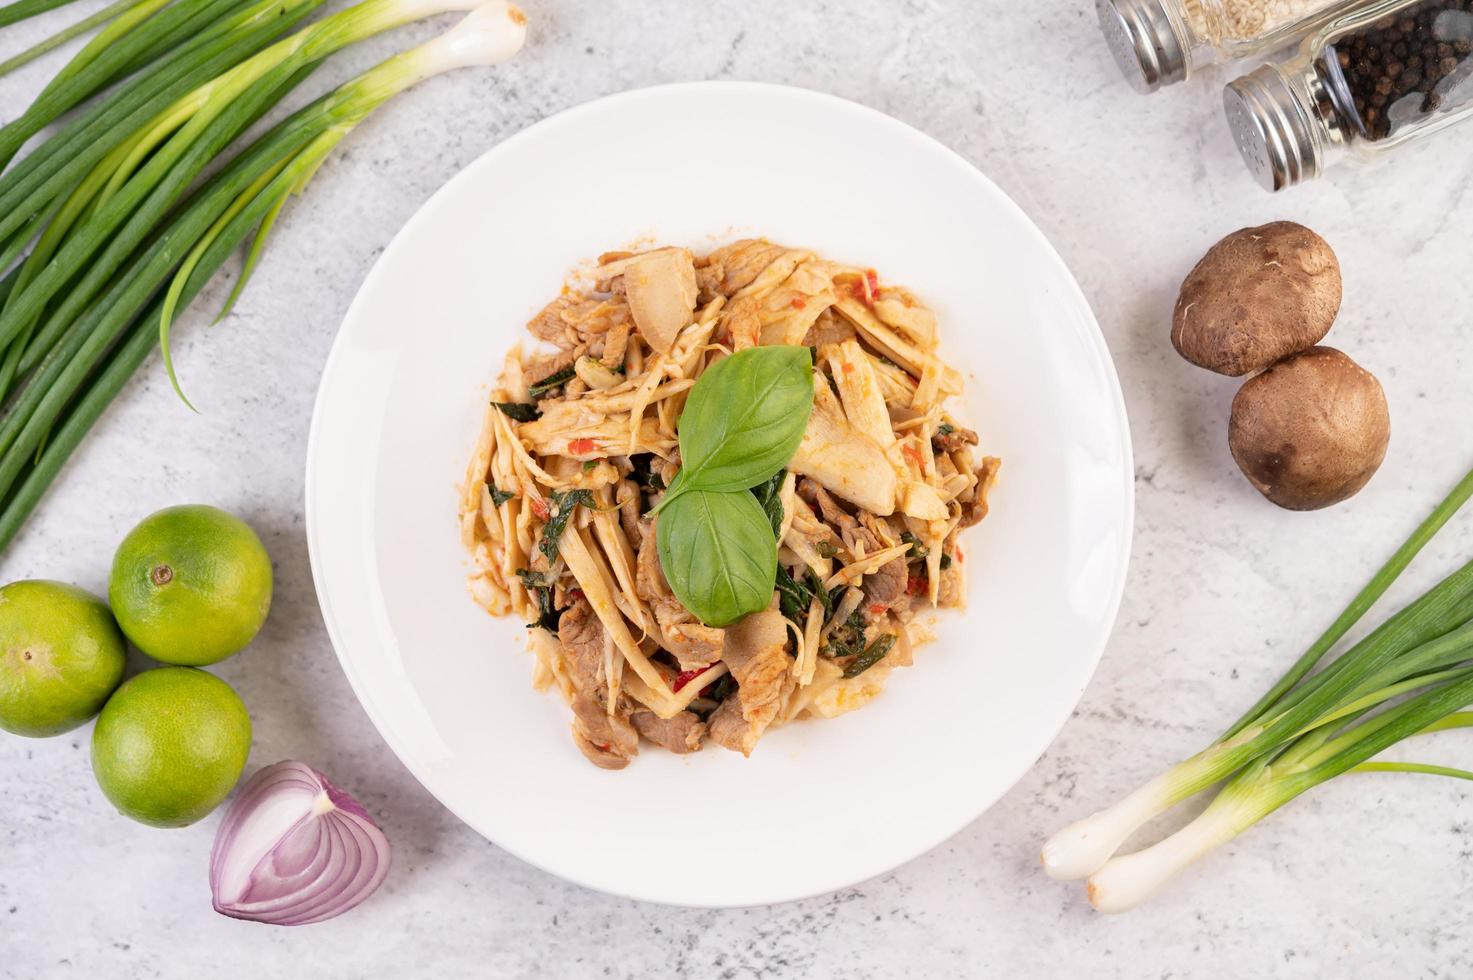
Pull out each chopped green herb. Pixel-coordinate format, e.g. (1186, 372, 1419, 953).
(937, 422, 956, 436)
(827, 582, 846, 621)
(940, 552, 953, 570)
(824, 606, 869, 660)
(582, 459, 599, 473)
(516, 569, 562, 632)
(528, 365, 576, 397)
(815, 539, 838, 559)
(629, 455, 666, 493)
(900, 531, 928, 560)
(494, 401, 542, 422)
(706, 673, 736, 704)
(530, 589, 563, 633)
(752, 469, 786, 538)
(808, 569, 834, 620)
(844, 633, 896, 678)
(538, 488, 594, 560)
(515, 568, 549, 589)
(487, 482, 515, 507)
(775, 565, 813, 623)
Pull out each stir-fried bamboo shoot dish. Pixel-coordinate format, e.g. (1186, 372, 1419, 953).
(460, 239, 1000, 769)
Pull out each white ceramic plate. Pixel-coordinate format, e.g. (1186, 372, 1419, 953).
(306, 82, 1132, 908)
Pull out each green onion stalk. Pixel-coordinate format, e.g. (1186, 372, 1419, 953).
(0, 2, 528, 550)
(0, 0, 159, 81)
(0, 0, 499, 379)
(0, 0, 243, 170)
(1042, 464, 1473, 911)
(0, 58, 320, 399)
(0, 0, 327, 272)
(0, 0, 83, 30)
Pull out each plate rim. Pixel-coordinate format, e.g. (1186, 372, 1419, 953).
(304, 79, 1135, 908)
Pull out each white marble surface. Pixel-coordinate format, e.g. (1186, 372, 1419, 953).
(3, 1, 1472, 977)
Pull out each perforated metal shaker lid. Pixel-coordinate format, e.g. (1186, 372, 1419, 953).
(1223, 64, 1322, 192)
(1096, 0, 1187, 94)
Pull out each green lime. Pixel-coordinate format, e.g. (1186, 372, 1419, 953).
(0, 580, 126, 737)
(109, 505, 272, 667)
(91, 667, 251, 827)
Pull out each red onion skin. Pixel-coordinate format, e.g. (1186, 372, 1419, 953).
(210, 761, 390, 926)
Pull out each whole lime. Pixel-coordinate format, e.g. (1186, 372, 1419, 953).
(0, 580, 126, 737)
(109, 505, 272, 666)
(91, 667, 251, 827)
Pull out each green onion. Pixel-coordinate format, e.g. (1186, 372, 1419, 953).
(0, 0, 326, 267)
(0, 0, 492, 365)
(1087, 671, 1473, 913)
(0, 61, 322, 440)
(0, 0, 83, 29)
(0, 0, 241, 169)
(1042, 463, 1473, 912)
(0, 2, 529, 551)
(1221, 466, 1473, 740)
(0, 0, 156, 81)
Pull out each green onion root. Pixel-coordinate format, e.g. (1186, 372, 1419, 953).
(1043, 464, 1473, 886)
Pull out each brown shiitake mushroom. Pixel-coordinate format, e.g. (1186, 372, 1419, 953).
(1173, 222, 1341, 377)
(1228, 346, 1389, 511)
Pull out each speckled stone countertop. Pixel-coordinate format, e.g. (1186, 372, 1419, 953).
(3, 1, 1473, 977)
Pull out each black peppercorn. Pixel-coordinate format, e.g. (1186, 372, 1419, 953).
(1326, 0, 1473, 140)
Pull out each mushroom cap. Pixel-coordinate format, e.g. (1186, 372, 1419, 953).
(1228, 346, 1390, 511)
(1173, 221, 1341, 377)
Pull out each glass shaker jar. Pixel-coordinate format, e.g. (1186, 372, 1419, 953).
(1224, 0, 1473, 189)
(1097, 0, 1356, 92)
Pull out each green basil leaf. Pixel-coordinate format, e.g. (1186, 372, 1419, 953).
(656, 488, 777, 628)
(671, 346, 814, 496)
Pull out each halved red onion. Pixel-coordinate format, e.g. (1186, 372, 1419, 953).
(209, 761, 390, 925)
